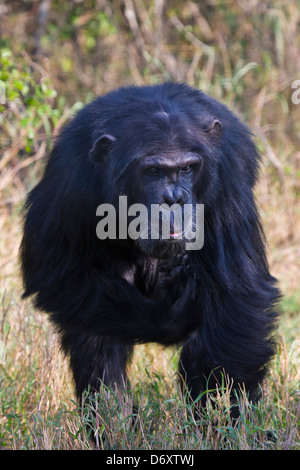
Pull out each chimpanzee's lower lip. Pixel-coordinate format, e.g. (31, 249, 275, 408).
(170, 231, 184, 239)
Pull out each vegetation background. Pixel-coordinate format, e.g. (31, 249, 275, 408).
(0, 0, 299, 450)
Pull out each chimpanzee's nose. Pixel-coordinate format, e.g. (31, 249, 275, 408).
(162, 186, 189, 205)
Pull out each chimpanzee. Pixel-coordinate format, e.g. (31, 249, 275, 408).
(20, 82, 279, 421)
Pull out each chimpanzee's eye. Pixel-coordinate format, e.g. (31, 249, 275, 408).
(146, 167, 160, 176)
(179, 165, 192, 174)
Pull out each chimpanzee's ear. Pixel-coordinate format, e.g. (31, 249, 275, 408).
(206, 119, 222, 138)
(89, 134, 116, 163)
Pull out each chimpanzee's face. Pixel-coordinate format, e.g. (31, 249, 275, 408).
(123, 150, 202, 257)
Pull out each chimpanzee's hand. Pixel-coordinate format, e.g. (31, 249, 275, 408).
(156, 254, 189, 302)
(100, 273, 198, 345)
(158, 274, 198, 344)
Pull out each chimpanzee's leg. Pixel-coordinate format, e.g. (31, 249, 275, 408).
(178, 330, 268, 419)
(62, 334, 133, 397)
(178, 333, 226, 417)
(62, 333, 133, 443)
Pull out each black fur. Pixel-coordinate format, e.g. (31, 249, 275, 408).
(20, 83, 279, 411)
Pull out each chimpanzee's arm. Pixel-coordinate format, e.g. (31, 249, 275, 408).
(34, 270, 197, 346)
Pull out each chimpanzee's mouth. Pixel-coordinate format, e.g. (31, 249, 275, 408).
(169, 231, 184, 240)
